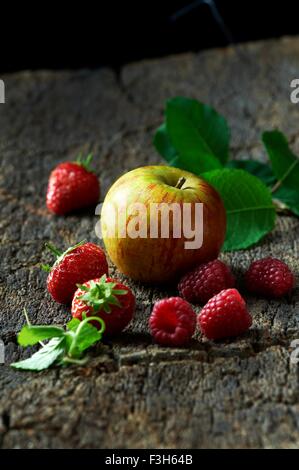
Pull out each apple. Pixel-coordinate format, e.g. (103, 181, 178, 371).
(101, 166, 226, 283)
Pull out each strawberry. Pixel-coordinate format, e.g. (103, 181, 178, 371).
(43, 241, 109, 304)
(46, 154, 100, 215)
(72, 275, 135, 335)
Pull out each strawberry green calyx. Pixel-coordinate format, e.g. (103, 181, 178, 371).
(75, 153, 94, 173)
(45, 242, 63, 258)
(41, 264, 52, 273)
(77, 275, 128, 314)
(44, 240, 86, 269)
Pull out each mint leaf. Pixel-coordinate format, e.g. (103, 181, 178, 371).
(66, 318, 103, 356)
(164, 97, 229, 172)
(18, 325, 65, 346)
(226, 160, 276, 186)
(273, 186, 299, 216)
(202, 169, 276, 251)
(66, 318, 81, 331)
(11, 337, 66, 371)
(153, 123, 178, 165)
(262, 130, 299, 191)
(11, 313, 106, 371)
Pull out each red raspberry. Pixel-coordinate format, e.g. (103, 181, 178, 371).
(178, 259, 235, 304)
(149, 297, 196, 347)
(245, 257, 295, 298)
(198, 288, 252, 340)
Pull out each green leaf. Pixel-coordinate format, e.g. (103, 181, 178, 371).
(72, 321, 103, 354)
(202, 169, 276, 251)
(273, 186, 299, 216)
(66, 318, 81, 331)
(65, 317, 105, 359)
(226, 160, 276, 186)
(11, 337, 66, 371)
(67, 316, 104, 351)
(262, 130, 299, 191)
(153, 123, 178, 165)
(226, 159, 299, 217)
(17, 325, 65, 346)
(165, 97, 229, 172)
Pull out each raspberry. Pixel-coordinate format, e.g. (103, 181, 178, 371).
(198, 288, 252, 340)
(178, 259, 235, 305)
(149, 297, 196, 347)
(245, 257, 295, 298)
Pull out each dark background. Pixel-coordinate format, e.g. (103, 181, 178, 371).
(1, 0, 299, 73)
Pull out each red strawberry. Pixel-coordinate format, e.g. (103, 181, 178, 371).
(198, 288, 252, 340)
(43, 241, 108, 304)
(46, 154, 100, 215)
(72, 275, 135, 335)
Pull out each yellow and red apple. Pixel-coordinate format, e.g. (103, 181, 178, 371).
(101, 166, 226, 283)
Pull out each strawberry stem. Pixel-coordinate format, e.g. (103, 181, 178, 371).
(45, 242, 63, 258)
(61, 356, 89, 366)
(75, 153, 94, 172)
(23, 308, 45, 347)
(41, 264, 52, 273)
(23, 308, 31, 326)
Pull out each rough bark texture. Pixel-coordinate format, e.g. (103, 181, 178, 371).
(0, 37, 299, 449)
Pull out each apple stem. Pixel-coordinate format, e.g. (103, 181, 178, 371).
(175, 177, 186, 189)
